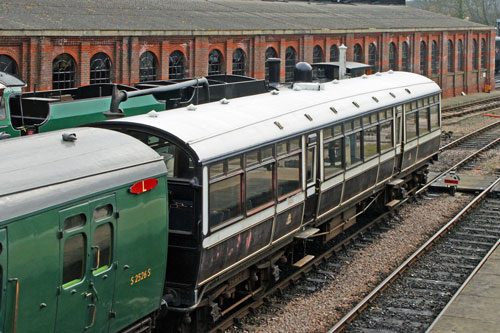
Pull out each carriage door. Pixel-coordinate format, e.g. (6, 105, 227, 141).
(56, 196, 117, 332)
(303, 134, 318, 223)
(0, 229, 7, 332)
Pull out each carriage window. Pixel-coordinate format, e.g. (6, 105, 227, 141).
(396, 114, 402, 145)
(344, 121, 353, 132)
(246, 150, 259, 166)
(324, 138, 343, 178)
(379, 110, 386, 121)
(276, 142, 287, 156)
(64, 214, 86, 230)
(406, 112, 418, 140)
(380, 121, 393, 151)
(430, 105, 439, 130)
(277, 154, 301, 198)
(92, 223, 112, 275)
(363, 126, 378, 159)
(262, 146, 273, 160)
(353, 118, 361, 129)
(0, 94, 5, 120)
(290, 138, 301, 152)
(345, 132, 361, 167)
(324, 127, 333, 140)
(306, 147, 314, 183)
(209, 174, 242, 228)
(93, 204, 112, 221)
(228, 156, 242, 173)
(63, 234, 86, 288)
(210, 162, 224, 179)
(419, 108, 430, 135)
(246, 165, 274, 211)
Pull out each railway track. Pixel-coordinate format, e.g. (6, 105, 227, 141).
(216, 115, 500, 332)
(442, 96, 500, 120)
(331, 177, 500, 333)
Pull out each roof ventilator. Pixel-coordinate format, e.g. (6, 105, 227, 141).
(304, 114, 313, 121)
(274, 121, 284, 130)
(362, 74, 368, 79)
(388, 70, 394, 74)
(330, 106, 338, 114)
(405, 88, 411, 94)
(271, 90, 279, 95)
(332, 79, 339, 84)
(187, 104, 197, 111)
(375, 72, 382, 76)
(220, 98, 229, 104)
(352, 101, 360, 108)
(372, 96, 379, 103)
(62, 133, 77, 142)
(389, 92, 396, 98)
(147, 110, 159, 118)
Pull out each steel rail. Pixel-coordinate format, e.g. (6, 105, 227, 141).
(329, 175, 500, 333)
(442, 95, 500, 114)
(439, 119, 500, 152)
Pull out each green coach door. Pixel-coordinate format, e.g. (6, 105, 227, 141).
(55, 196, 117, 332)
(0, 229, 7, 332)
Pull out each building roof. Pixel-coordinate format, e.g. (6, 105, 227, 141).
(0, 0, 489, 36)
(110, 71, 441, 163)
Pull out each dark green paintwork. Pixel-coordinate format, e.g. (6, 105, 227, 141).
(1, 178, 168, 332)
(0, 87, 165, 139)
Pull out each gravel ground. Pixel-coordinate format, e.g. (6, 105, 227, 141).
(228, 193, 471, 333)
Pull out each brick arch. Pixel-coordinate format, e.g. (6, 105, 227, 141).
(0, 51, 21, 75)
(208, 48, 225, 75)
(89, 47, 115, 64)
(52, 49, 80, 67)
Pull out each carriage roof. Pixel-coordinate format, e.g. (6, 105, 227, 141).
(111, 71, 441, 164)
(0, 127, 166, 222)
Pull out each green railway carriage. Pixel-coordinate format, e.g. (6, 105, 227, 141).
(0, 128, 169, 332)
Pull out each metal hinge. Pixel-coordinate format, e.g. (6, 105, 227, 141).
(115, 211, 120, 219)
(56, 230, 63, 239)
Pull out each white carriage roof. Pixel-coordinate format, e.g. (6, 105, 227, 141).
(116, 71, 441, 163)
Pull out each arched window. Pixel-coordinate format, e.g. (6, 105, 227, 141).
(368, 43, 377, 72)
(472, 39, 479, 70)
(389, 42, 397, 70)
(232, 48, 246, 76)
(330, 45, 339, 62)
(208, 49, 224, 75)
(431, 41, 439, 74)
(0, 55, 19, 76)
(90, 52, 111, 84)
(53, 53, 76, 89)
(139, 51, 158, 82)
(313, 45, 324, 63)
(265, 47, 278, 81)
(420, 41, 427, 75)
(285, 46, 297, 82)
(402, 42, 410, 71)
(448, 40, 454, 72)
(481, 38, 487, 69)
(354, 44, 363, 63)
(169, 51, 186, 79)
(458, 39, 464, 71)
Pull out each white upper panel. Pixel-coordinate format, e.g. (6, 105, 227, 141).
(115, 71, 441, 163)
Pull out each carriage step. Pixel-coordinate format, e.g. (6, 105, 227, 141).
(293, 255, 315, 268)
(294, 227, 320, 239)
(386, 199, 400, 208)
(388, 179, 404, 187)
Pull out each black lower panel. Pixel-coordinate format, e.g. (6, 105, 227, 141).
(199, 218, 273, 283)
(378, 158, 394, 183)
(166, 246, 200, 285)
(273, 204, 304, 241)
(342, 166, 378, 202)
(401, 146, 417, 170)
(318, 184, 342, 216)
(417, 135, 440, 161)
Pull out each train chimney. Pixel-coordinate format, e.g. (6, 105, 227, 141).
(266, 58, 281, 87)
(339, 44, 347, 80)
(294, 62, 313, 83)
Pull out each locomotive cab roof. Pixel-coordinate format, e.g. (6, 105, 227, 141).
(100, 71, 441, 164)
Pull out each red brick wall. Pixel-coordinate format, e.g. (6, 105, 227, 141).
(0, 30, 495, 96)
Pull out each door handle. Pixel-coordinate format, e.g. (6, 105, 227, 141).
(91, 246, 100, 270)
(84, 304, 97, 330)
(8, 278, 19, 333)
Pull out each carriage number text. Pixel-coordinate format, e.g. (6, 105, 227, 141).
(130, 268, 151, 285)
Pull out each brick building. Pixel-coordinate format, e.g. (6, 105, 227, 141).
(0, 0, 494, 97)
